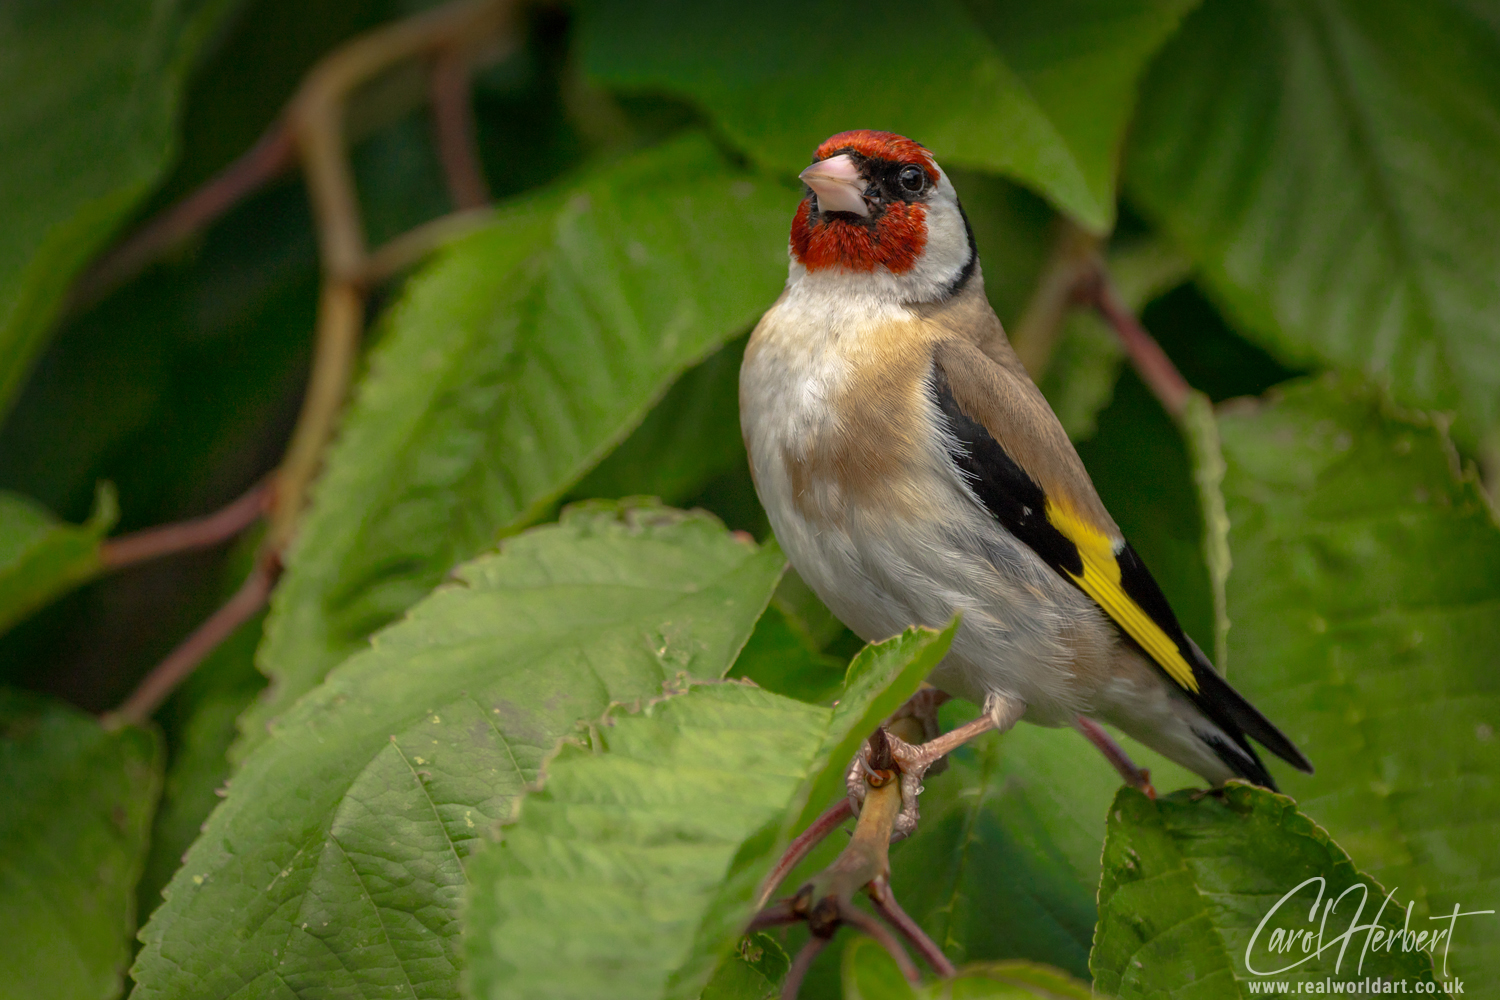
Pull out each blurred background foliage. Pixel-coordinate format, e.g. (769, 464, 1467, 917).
(0, 0, 1496, 998)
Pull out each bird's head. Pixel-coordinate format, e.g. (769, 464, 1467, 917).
(789, 130, 976, 302)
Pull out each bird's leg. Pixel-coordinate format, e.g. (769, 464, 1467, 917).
(750, 701, 1023, 997)
(849, 692, 1023, 838)
(755, 686, 953, 909)
(1074, 715, 1157, 799)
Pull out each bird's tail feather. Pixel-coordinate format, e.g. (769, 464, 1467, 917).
(1185, 638, 1314, 788)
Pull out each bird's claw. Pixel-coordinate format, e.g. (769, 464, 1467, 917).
(844, 696, 1012, 839)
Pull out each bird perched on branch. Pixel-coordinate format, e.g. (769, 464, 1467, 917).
(740, 130, 1312, 793)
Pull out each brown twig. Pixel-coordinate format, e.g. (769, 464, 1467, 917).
(96, 0, 518, 724)
(839, 904, 922, 984)
(869, 876, 956, 978)
(429, 44, 491, 210)
(107, 554, 281, 727)
(756, 797, 854, 909)
(355, 207, 493, 287)
(71, 123, 298, 312)
(780, 936, 828, 1000)
(98, 481, 270, 570)
(1086, 267, 1191, 418)
(265, 281, 365, 551)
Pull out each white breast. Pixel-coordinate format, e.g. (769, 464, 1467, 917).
(740, 277, 1109, 725)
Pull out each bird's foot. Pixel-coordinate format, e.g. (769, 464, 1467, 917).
(750, 728, 955, 997)
(845, 707, 1006, 838)
(745, 693, 1025, 997)
(1075, 715, 1157, 799)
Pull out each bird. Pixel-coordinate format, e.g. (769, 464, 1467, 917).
(739, 129, 1313, 795)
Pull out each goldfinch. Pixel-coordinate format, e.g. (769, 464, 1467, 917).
(740, 131, 1313, 791)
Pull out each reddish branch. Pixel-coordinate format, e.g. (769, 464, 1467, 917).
(72, 124, 297, 311)
(753, 714, 989, 997)
(97, 0, 517, 723)
(429, 45, 492, 210)
(1083, 268, 1192, 417)
(756, 798, 854, 909)
(98, 481, 271, 570)
(109, 554, 280, 726)
(869, 876, 956, 977)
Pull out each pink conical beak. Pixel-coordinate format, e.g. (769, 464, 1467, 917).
(799, 154, 870, 217)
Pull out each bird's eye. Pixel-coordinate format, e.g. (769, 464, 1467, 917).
(898, 165, 926, 192)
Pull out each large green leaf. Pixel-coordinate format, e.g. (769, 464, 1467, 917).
(464, 621, 952, 1000)
(242, 135, 792, 757)
(1217, 377, 1500, 982)
(1126, 0, 1500, 444)
(1093, 785, 1435, 997)
(577, 0, 1199, 231)
(569, 335, 748, 509)
(842, 938, 1093, 1000)
(132, 502, 786, 999)
(886, 712, 1200, 981)
(0, 0, 242, 416)
(0, 689, 162, 1000)
(0, 484, 117, 636)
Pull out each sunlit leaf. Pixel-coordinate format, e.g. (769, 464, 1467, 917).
(132, 502, 786, 999)
(242, 135, 792, 758)
(463, 623, 955, 1000)
(0, 689, 162, 1000)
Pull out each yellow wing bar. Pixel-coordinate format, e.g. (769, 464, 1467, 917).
(1045, 500, 1199, 693)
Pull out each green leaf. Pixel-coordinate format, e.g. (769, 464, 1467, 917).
(1126, 0, 1500, 444)
(578, 0, 1200, 231)
(700, 933, 790, 1000)
(242, 134, 793, 757)
(570, 334, 748, 508)
(0, 0, 243, 416)
(887, 712, 1200, 980)
(131, 502, 787, 999)
(1093, 785, 1435, 997)
(842, 938, 1093, 1000)
(462, 622, 955, 1000)
(0, 483, 117, 636)
(1216, 377, 1500, 982)
(0, 689, 162, 1000)
(887, 724, 1120, 978)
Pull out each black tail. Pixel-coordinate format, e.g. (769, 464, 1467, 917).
(1186, 637, 1313, 791)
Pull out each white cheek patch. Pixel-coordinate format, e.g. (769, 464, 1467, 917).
(907, 171, 972, 295)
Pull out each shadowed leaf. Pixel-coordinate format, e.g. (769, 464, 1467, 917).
(1127, 0, 1500, 445)
(0, 689, 162, 1000)
(578, 0, 1199, 231)
(0, 0, 244, 416)
(0, 484, 117, 636)
(1092, 785, 1434, 997)
(1217, 376, 1500, 982)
